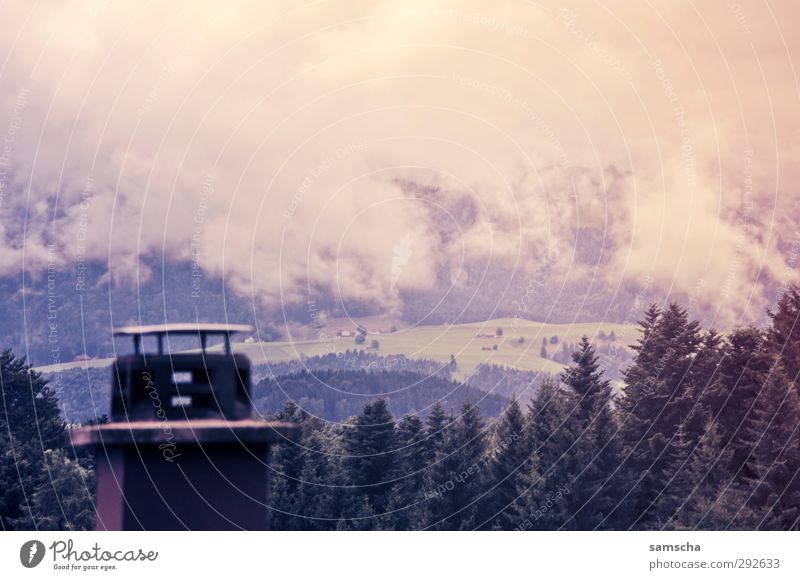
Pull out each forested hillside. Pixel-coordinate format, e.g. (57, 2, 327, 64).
(268, 290, 800, 530)
(253, 369, 507, 422)
(4, 287, 800, 530)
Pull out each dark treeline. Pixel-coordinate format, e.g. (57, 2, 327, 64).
(4, 287, 800, 530)
(253, 351, 452, 382)
(0, 351, 95, 530)
(253, 369, 507, 423)
(269, 290, 800, 530)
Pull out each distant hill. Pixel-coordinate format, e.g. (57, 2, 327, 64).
(34, 316, 630, 383)
(3, 250, 648, 366)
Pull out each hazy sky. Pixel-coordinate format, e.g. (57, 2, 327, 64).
(0, 1, 797, 326)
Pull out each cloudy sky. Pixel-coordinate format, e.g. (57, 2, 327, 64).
(0, 0, 798, 326)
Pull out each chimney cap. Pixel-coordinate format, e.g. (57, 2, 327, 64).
(115, 323, 255, 356)
(113, 323, 254, 337)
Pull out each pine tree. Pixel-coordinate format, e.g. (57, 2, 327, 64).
(426, 402, 487, 530)
(0, 350, 67, 529)
(587, 396, 624, 529)
(650, 423, 695, 529)
(389, 413, 428, 529)
(517, 378, 572, 530)
(0, 433, 33, 530)
(692, 329, 724, 396)
(693, 485, 759, 530)
(705, 327, 777, 481)
(9, 449, 94, 531)
(397, 413, 427, 492)
(559, 337, 620, 530)
(270, 402, 321, 530)
(484, 398, 531, 529)
(337, 495, 377, 531)
(739, 368, 800, 530)
(767, 283, 800, 383)
(342, 399, 398, 512)
(378, 485, 409, 530)
(616, 303, 705, 528)
(272, 401, 311, 495)
(293, 426, 346, 530)
(667, 420, 731, 529)
(562, 337, 612, 424)
(424, 401, 449, 462)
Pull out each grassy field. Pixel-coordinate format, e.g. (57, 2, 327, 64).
(35, 317, 630, 381)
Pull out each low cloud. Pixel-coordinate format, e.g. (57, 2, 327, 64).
(0, 0, 797, 326)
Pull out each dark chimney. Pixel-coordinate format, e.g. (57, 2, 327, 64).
(71, 323, 295, 530)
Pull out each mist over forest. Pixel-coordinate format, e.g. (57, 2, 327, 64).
(1, 0, 799, 538)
